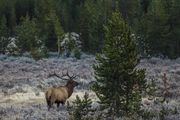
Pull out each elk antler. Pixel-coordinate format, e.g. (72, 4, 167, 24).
(60, 70, 77, 80)
(48, 69, 77, 81)
(48, 71, 62, 78)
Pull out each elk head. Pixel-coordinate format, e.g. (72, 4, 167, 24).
(48, 69, 79, 87)
(59, 70, 79, 87)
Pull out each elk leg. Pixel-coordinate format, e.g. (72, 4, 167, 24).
(46, 99, 50, 110)
(48, 99, 54, 111)
(57, 102, 60, 108)
(61, 101, 65, 106)
(60, 101, 66, 110)
(47, 101, 52, 111)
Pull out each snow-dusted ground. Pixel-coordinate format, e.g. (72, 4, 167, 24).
(0, 54, 180, 120)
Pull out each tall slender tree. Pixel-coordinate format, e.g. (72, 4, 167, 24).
(0, 15, 9, 53)
(15, 15, 39, 52)
(93, 12, 146, 117)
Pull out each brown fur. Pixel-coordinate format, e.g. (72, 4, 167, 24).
(45, 80, 78, 110)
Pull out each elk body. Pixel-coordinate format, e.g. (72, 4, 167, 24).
(45, 71, 79, 110)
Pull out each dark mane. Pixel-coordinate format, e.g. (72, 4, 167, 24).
(66, 80, 78, 97)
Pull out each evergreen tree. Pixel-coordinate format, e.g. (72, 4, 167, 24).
(93, 12, 146, 117)
(138, 0, 180, 58)
(68, 93, 93, 120)
(79, 0, 101, 53)
(9, 5, 16, 35)
(0, 15, 9, 53)
(51, 9, 64, 56)
(0, 0, 179, 58)
(140, 0, 150, 13)
(34, 0, 64, 52)
(15, 15, 39, 52)
(118, 0, 140, 23)
(34, 0, 54, 51)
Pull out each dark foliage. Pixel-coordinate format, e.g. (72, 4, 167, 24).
(0, 0, 179, 58)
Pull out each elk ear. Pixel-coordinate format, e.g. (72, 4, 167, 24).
(67, 80, 73, 84)
(76, 82, 79, 86)
(73, 81, 79, 86)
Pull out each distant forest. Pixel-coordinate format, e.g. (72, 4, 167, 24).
(0, 0, 180, 58)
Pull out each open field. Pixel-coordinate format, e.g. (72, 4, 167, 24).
(0, 54, 180, 120)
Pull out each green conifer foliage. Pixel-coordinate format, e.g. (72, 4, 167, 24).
(15, 15, 38, 52)
(0, 15, 9, 53)
(51, 10, 64, 56)
(93, 12, 146, 117)
(68, 93, 92, 120)
(138, 0, 180, 58)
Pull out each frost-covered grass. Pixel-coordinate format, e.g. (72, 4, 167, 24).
(0, 54, 180, 119)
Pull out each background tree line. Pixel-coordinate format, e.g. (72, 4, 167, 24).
(0, 0, 180, 58)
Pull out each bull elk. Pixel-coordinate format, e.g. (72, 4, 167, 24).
(45, 70, 79, 110)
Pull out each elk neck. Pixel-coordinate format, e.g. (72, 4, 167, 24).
(65, 83, 74, 98)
